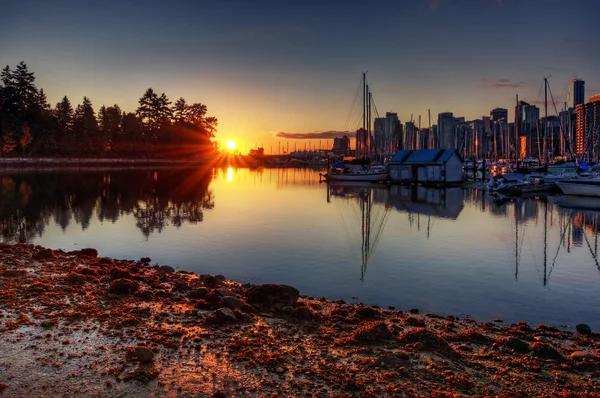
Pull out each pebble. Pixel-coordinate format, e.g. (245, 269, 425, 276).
(570, 351, 595, 362)
(408, 308, 419, 314)
(576, 324, 592, 335)
(134, 346, 154, 363)
(158, 265, 175, 274)
(66, 273, 87, 284)
(221, 296, 245, 311)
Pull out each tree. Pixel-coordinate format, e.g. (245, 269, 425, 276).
(54, 96, 74, 150)
(136, 88, 172, 151)
(72, 97, 98, 155)
(20, 123, 32, 155)
(98, 104, 122, 152)
(172, 97, 188, 124)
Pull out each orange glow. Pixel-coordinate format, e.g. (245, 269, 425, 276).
(225, 140, 237, 151)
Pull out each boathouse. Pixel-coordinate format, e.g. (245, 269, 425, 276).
(388, 148, 463, 184)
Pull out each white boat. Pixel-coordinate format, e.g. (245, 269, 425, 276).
(556, 177, 600, 197)
(322, 166, 389, 182)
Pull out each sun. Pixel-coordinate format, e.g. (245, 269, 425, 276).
(225, 140, 237, 151)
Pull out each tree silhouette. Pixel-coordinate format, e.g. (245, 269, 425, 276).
(0, 62, 218, 158)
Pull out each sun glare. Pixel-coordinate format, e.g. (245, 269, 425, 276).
(225, 140, 237, 151)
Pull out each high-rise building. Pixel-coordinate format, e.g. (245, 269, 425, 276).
(573, 79, 585, 108)
(333, 135, 350, 156)
(516, 101, 540, 158)
(576, 94, 600, 157)
(404, 121, 416, 150)
(437, 112, 455, 148)
(373, 112, 400, 156)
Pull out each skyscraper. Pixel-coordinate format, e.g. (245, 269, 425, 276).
(373, 112, 400, 156)
(437, 112, 455, 149)
(573, 79, 585, 108)
(576, 94, 600, 157)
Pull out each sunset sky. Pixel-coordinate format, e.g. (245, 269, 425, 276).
(1, 0, 599, 154)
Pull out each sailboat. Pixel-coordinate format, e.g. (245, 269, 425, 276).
(322, 73, 389, 182)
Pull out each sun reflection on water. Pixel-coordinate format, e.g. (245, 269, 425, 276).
(227, 167, 233, 182)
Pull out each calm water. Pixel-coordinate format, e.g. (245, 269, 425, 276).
(2, 167, 600, 329)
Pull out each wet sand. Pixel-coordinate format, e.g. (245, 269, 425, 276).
(0, 243, 599, 397)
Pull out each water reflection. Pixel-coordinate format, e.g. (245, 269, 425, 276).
(0, 168, 214, 242)
(327, 182, 391, 280)
(325, 181, 600, 285)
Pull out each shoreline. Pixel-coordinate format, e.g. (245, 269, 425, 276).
(0, 243, 599, 397)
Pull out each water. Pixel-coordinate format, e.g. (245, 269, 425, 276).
(2, 166, 600, 329)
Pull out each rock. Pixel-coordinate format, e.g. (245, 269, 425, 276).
(215, 289, 237, 297)
(32, 248, 55, 261)
(140, 257, 151, 263)
(355, 306, 380, 319)
(203, 275, 220, 288)
(503, 337, 530, 353)
(189, 287, 209, 299)
(158, 265, 175, 274)
(282, 306, 294, 315)
(205, 290, 222, 304)
(174, 280, 190, 291)
(570, 351, 595, 362)
(388, 305, 396, 310)
(0, 270, 27, 278)
(397, 328, 459, 358)
(214, 308, 237, 322)
(534, 336, 551, 343)
(408, 308, 419, 314)
(109, 278, 140, 295)
(536, 324, 558, 332)
(404, 317, 426, 327)
(531, 342, 565, 361)
(221, 296, 246, 311)
(110, 268, 131, 280)
(346, 321, 394, 344)
(79, 248, 98, 258)
(493, 318, 503, 323)
(292, 306, 318, 321)
(246, 284, 299, 309)
(576, 324, 592, 335)
(134, 346, 154, 363)
(66, 273, 87, 285)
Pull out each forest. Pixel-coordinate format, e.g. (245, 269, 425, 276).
(0, 62, 218, 158)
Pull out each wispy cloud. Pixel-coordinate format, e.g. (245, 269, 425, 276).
(276, 131, 354, 139)
(484, 78, 526, 89)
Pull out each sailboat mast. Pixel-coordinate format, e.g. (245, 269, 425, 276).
(516, 94, 519, 170)
(428, 109, 432, 149)
(544, 77, 548, 163)
(366, 84, 371, 160)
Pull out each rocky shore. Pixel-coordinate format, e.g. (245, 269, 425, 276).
(0, 243, 599, 397)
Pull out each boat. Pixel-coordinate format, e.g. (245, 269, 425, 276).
(556, 177, 600, 197)
(321, 73, 389, 182)
(322, 160, 389, 182)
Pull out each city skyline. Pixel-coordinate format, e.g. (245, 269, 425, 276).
(1, 0, 599, 153)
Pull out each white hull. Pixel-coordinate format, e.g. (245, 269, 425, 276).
(324, 172, 389, 182)
(556, 179, 600, 197)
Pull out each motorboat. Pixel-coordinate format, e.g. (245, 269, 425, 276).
(556, 177, 600, 197)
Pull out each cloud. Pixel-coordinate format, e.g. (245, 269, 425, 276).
(276, 131, 354, 139)
(485, 78, 526, 89)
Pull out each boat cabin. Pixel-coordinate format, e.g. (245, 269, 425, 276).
(388, 148, 464, 184)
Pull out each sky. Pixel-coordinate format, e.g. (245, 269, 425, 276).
(1, 0, 599, 154)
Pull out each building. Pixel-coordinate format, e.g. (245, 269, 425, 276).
(332, 135, 350, 156)
(437, 112, 455, 149)
(574, 79, 585, 108)
(373, 112, 400, 157)
(388, 148, 463, 184)
(516, 101, 540, 158)
(576, 94, 600, 158)
(404, 121, 416, 150)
